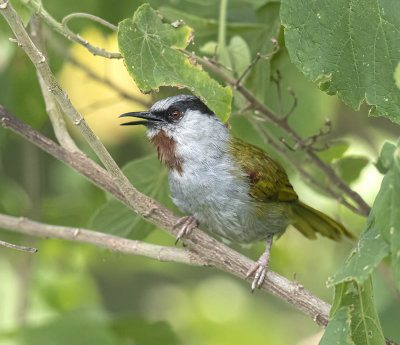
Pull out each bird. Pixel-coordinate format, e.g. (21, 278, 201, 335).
(119, 94, 354, 290)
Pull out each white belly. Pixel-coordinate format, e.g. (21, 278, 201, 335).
(168, 153, 287, 243)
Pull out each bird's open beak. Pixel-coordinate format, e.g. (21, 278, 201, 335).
(119, 111, 164, 126)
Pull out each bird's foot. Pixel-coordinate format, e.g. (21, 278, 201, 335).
(246, 251, 271, 291)
(246, 235, 273, 291)
(174, 216, 198, 245)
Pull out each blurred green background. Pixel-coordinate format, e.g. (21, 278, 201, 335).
(0, 0, 399, 344)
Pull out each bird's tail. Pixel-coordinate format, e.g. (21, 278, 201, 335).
(290, 201, 355, 241)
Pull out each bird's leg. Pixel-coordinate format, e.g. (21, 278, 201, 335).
(173, 216, 198, 245)
(246, 235, 273, 291)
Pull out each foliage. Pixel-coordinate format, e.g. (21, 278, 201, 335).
(90, 154, 177, 239)
(1, 0, 400, 345)
(330, 279, 386, 345)
(118, 3, 232, 121)
(281, 0, 400, 125)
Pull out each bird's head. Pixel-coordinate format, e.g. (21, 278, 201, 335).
(119, 95, 222, 141)
(119, 95, 228, 173)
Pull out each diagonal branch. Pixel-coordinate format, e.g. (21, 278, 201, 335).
(29, 16, 80, 152)
(0, 214, 202, 265)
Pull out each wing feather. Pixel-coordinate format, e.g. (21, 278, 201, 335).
(229, 137, 298, 203)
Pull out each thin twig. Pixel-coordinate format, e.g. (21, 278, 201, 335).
(285, 87, 298, 120)
(236, 38, 279, 87)
(62, 12, 118, 32)
(24, 0, 122, 59)
(0, 239, 37, 253)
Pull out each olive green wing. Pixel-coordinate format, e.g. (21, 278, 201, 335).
(229, 137, 298, 203)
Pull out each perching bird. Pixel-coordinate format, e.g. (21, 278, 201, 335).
(120, 95, 353, 290)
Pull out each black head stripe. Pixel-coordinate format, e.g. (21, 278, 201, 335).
(172, 96, 214, 116)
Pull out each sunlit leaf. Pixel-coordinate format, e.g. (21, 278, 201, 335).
(318, 141, 349, 164)
(118, 4, 232, 121)
(336, 156, 369, 184)
(281, 0, 400, 124)
(319, 307, 354, 345)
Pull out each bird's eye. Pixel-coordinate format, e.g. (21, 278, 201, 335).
(170, 110, 181, 119)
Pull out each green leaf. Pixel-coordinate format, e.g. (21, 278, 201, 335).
(319, 307, 354, 345)
(336, 156, 369, 184)
(112, 316, 179, 345)
(318, 141, 349, 164)
(200, 41, 218, 55)
(18, 309, 116, 345)
(371, 140, 400, 289)
(330, 279, 386, 345)
(375, 141, 396, 174)
(118, 3, 232, 121)
(10, 0, 35, 27)
(227, 36, 251, 77)
(395, 62, 400, 90)
(89, 199, 153, 239)
(246, 2, 280, 103)
(89, 154, 177, 240)
(328, 223, 389, 286)
(280, 0, 400, 125)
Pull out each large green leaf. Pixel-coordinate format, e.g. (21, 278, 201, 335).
(89, 154, 177, 240)
(330, 279, 386, 345)
(328, 222, 389, 286)
(280, 0, 400, 124)
(330, 140, 400, 288)
(371, 140, 400, 289)
(319, 307, 354, 345)
(118, 4, 232, 121)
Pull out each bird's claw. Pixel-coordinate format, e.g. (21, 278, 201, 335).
(246, 251, 271, 291)
(174, 216, 198, 245)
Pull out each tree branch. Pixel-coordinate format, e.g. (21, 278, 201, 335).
(29, 16, 80, 152)
(24, 0, 121, 59)
(0, 239, 37, 253)
(0, 105, 331, 328)
(0, 214, 203, 265)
